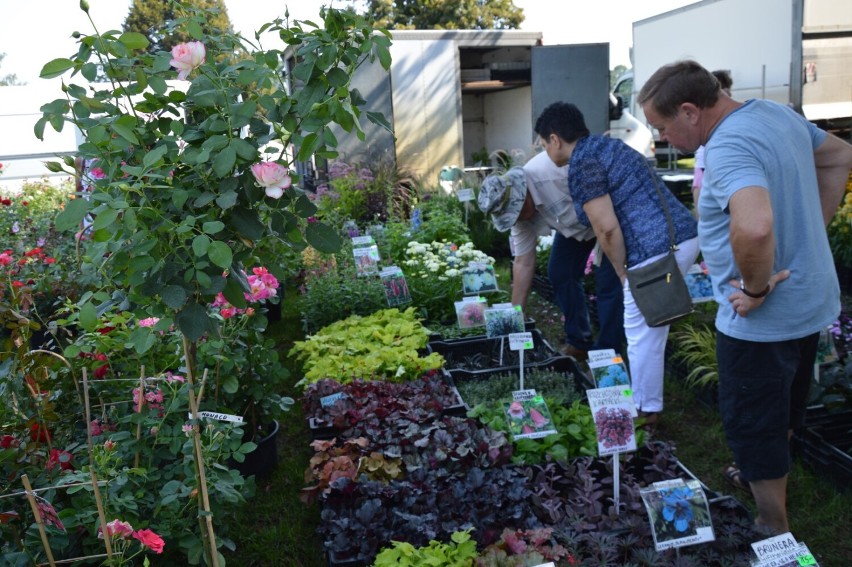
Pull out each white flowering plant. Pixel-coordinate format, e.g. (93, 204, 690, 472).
(402, 240, 498, 322)
(36, 1, 392, 343)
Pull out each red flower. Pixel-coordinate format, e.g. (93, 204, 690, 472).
(0, 435, 19, 449)
(24, 248, 42, 257)
(44, 257, 56, 264)
(21, 201, 28, 206)
(132, 528, 165, 554)
(94, 364, 109, 379)
(97, 326, 115, 334)
(12, 281, 24, 288)
(46, 449, 74, 471)
(29, 423, 51, 443)
(0, 199, 10, 206)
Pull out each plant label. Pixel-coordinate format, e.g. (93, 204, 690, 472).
(588, 348, 617, 364)
(456, 188, 474, 202)
(455, 298, 487, 329)
(190, 411, 245, 424)
(351, 235, 375, 247)
(509, 332, 533, 351)
(484, 306, 524, 338)
(588, 386, 637, 456)
(320, 392, 347, 407)
(685, 263, 714, 303)
(462, 263, 499, 295)
(504, 393, 557, 440)
(640, 479, 715, 552)
(750, 532, 820, 567)
(353, 245, 380, 277)
(380, 267, 412, 307)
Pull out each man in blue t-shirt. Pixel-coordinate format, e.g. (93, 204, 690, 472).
(639, 60, 852, 534)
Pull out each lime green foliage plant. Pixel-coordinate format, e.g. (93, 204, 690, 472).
(827, 175, 852, 268)
(373, 529, 478, 567)
(289, 308, 444, 387)
(670, 322, 719, 389)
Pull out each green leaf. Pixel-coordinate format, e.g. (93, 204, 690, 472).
(229, 207, 265, 241)
(119, 31, 149, 50)
(192, 234, 211, 257)
(55, 198, 91, 231)
(172, 189, 189, 209)
(222, 275, 248, 309)
(327, 67, 348, 88)
(306, 222, 341, 253)
(79, 301, 98, 332)
(297, 132, 322, 162)
(222, 375, 239, 394)
(213, 146, 236, 178)
(161, 285, 188, 309)
(208, 241, 233, 269)
(142, 144, 168, 168)
(366, 111, 393, 134)
(40, 58, 74, 79)
(176, 303, 209, 342)
(202, 221, 225, 234)
(129, 326, 156, 355)
(215, 191, 238, 210)
(111, 115, 139, 144)
(92, 208, 119, 231)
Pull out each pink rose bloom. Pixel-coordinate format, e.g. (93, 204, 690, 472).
(138, 317, 160, 328)
(89, 167, 105, 179)
(0, 252, 12, 266)
(170, 41, 205, 80)
(99, 519, 134, 540)
(250, 162, 292, 199)
(220, 307, 236, 319)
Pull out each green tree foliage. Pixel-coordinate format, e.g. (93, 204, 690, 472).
(354, 0, 524, 30)
(610, 64, 629, 88)
(124, 0, 233, 54)
(0, 53, 24, 86)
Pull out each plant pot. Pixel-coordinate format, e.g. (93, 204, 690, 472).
(231, 419, 279, 482)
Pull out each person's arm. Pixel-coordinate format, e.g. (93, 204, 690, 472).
(582, 194, 627, 281)
(511, 249, 536, 313)
(728, 186, 775, 293)
(813, 133, 852, 226)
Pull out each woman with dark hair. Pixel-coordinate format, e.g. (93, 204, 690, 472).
(534, 102, 698, 424)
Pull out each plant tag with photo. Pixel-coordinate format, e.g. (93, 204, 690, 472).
(462, 262, 499, 294)
(588, 353, 632, 392)
(320, 392, 347, 407)
(456, 188, 475, 202)
(351, 235, 375, 247)
(509, 332, 533, 351)
(380, 266, 412, 307)
(641, 479, 715, 552)
(353, 244, 380, 277)
(485, 305, 524, 337)
(588, 386, 637, 455)
(189, 411, 245, 424)
(750, 532, 820, 567)
(505, 390, 557, 439)
(685, 263, 714, 303)
(455, 297, 487, 329)
(588, 349, 617, 364)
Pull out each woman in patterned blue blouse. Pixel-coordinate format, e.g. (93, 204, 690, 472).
(534, 102, 699, 426)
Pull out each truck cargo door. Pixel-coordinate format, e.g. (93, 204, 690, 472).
(531, 43, 610, 135)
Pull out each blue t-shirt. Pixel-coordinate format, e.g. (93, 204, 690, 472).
(567, 135, 697, 267)
(698, 99, 838, 341)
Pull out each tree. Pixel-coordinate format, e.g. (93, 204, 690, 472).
(352, 0, 524, 30)
(124, 0, 233, 55)
(0, 53, 24, 86)
(610, 64, 629, 89)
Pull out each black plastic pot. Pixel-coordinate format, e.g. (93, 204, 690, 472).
(231, 419, 279, 481)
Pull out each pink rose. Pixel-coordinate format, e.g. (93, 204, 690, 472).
(133, 528, 165, 554)
(170, 41, 206, 80)
(250, 162, 292, 199)
(138, 317, 160, 328)
(99, 519, 133, 540)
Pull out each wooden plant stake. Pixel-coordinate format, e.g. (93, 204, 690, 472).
(21, 474, 56, 567)
(134, 366, 145, 469)
(187, 375, 220, 567)
(81, 370, 114, 560)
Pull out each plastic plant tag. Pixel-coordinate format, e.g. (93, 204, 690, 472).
(504, 390, 557, 439)
(455, 297, 487, 329)
(640, 479, 715, 552)
(816, 326, 838, 366)
(588, 386, 637, 456)
(484, 305, 524, 337)
(588, 348, 617, 364)
(351, 235, 375, 247)
(189, 411, 245, 424)
(588, 354, 632, 389)
(749, 533, 820, 567)
(353, 244, 380, 277)
(685, 263, 714, 303)
(380, 266, 412, 307)
(462, 262, 499, 294)
(508, 332, 533, 351)
(456, 188, 475, 202)
(320, 392, 347, 407)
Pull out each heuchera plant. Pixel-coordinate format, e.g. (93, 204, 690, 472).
(36, 1, 392, 344)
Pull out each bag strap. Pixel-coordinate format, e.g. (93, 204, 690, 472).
(645, 161, 678, 251)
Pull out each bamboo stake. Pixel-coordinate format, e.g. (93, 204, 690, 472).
(134, 366, 145, 469)
(0, 480, 107, 501)
(21, 474, 56, 567)
(187, 381, 220, 567)
(81, 370, 113, 560)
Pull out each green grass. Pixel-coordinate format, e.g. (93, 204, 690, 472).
(222, 281, 852, 566)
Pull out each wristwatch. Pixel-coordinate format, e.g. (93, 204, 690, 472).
(739, 279, 770, 299)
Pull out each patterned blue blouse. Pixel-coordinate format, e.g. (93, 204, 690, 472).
(567, 135, 697, 267)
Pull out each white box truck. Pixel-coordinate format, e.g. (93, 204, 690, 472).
(614, 0, 852, 144)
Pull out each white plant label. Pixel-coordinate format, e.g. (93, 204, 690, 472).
(189, 411, 245, 424)
(509, 332, 533, 351)
(456, 188, 474, 202)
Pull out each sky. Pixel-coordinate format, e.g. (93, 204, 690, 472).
(0, 0, 699, 85)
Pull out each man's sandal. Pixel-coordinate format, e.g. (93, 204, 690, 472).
(722, 464, 751, 493)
